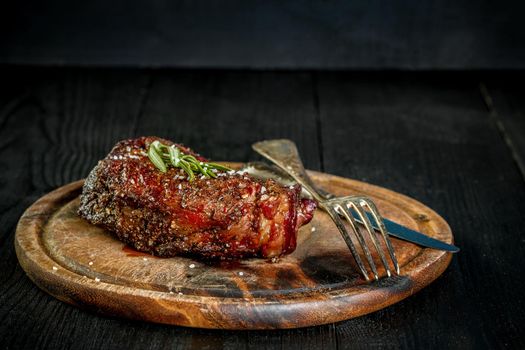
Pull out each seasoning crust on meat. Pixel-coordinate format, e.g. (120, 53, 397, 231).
(78, 137, 316, 259)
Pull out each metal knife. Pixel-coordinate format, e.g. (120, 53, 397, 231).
(241, 162, 459, 253)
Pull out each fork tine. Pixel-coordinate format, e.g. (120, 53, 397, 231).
(324, 205, 370, 281)
(362, 199, 400, 274)
(351, 200, 393, 277)
(337, 204, 379, 280)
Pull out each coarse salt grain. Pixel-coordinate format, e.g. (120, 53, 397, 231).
(189, 263, 195, 268)
(261, 186, 267, 194)
(178, 292, 183, 295)
(238, 272, 244, 276)
(143, 257, 148, 261)
(95, 277, 100, 282)
(178, 184, 182, 190)
(52, 266, 58, 271)
(311, 227, 316, 232)
(88, 261, 93, 266)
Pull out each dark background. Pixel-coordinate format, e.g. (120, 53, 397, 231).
(2, 0, 525, 69)
(1, 2, 525, 350)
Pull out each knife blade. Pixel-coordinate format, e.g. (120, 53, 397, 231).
(361, 212, 459, 253)
(241, 162, 459, 253)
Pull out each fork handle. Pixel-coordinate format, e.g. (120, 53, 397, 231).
(252, 139, 326, 203)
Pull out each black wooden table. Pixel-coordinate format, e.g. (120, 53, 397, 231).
(1, 67, 524, 349)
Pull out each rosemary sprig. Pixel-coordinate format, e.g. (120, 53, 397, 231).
(147, 140, 232, 181)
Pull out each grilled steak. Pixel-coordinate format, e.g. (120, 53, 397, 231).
(78, 137, 316, 259)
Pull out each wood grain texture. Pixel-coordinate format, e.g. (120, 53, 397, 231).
(481, 73, 525, 181)
(15, 167, 453, 329)
(1, 67, 524, 348)
(136, 70, 321, 169)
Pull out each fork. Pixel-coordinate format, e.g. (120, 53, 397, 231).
(252, 139, 400, 281)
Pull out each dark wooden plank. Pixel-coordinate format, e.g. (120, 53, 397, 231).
(136, 70, 321, 170)
(0, 68, 67, 350)
(480, 74, 525, 180)
(27, 68, 152, 191)
(317, 72, 525, 349)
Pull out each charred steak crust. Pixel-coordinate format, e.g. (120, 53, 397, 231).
(78, 137, 316, 259)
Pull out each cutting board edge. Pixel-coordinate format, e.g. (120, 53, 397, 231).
(14, 166, 455, 329)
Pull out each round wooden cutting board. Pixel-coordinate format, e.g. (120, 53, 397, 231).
(15, 165, 454, 329)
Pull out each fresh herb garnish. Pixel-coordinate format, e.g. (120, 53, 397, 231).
(147, 141, 232, 181)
